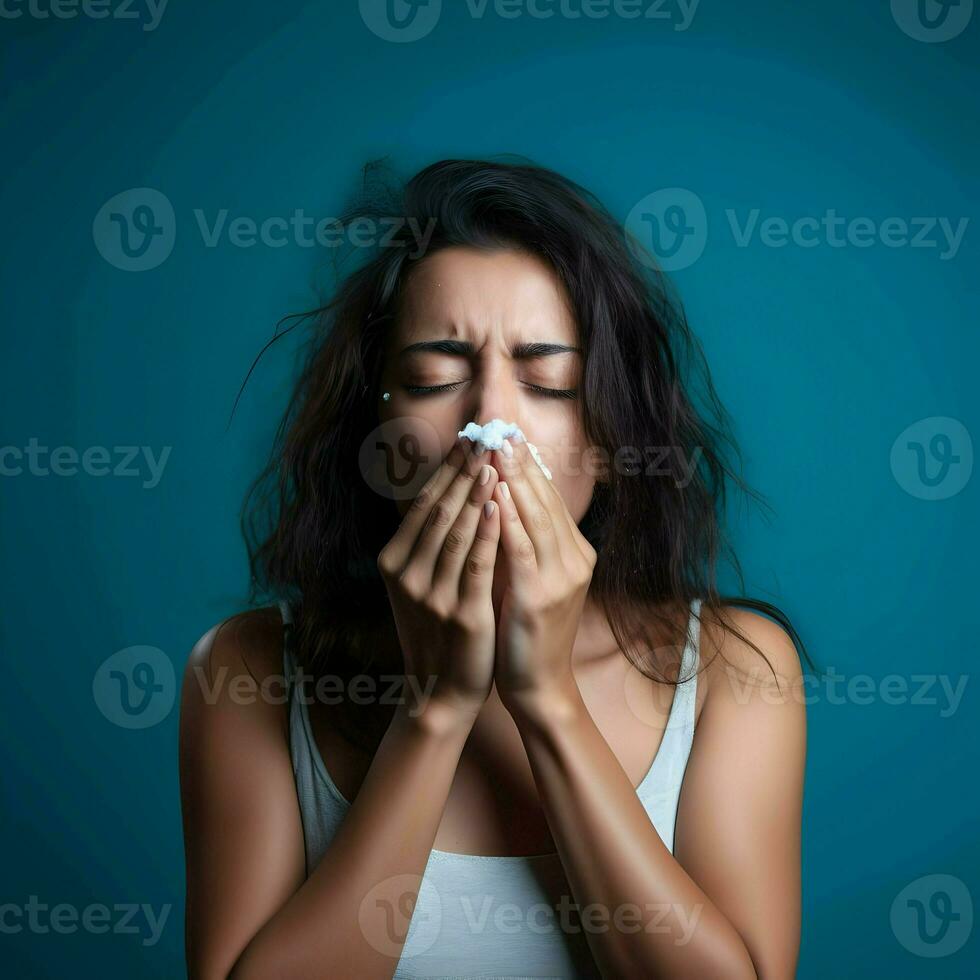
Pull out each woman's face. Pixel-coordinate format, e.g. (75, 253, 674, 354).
(377, 245, 598, 529)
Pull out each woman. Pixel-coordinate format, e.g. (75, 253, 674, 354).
(179, 158, 811, 979)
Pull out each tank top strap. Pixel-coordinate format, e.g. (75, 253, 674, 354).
(681, 597, 703, 680)
(670, 598, 702, 730)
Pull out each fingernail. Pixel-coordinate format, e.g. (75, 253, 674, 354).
(499, 481, 510, 500)
(479, 464, 491, 485)
(484, 500, 495, 519)
(501, 439, 514, 458)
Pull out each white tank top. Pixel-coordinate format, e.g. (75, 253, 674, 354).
(279, 598, 702, 979)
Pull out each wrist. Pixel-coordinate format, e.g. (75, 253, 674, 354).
(502, 673, 584, 730)
(393, 692, 482, 739)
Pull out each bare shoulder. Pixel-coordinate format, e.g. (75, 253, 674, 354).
(676, 605, 807, 978)
(698, 603, 805, 710)
(185, 604, 286, 675)
(181, 605, 289, 733)
(179, 604, 306, 980)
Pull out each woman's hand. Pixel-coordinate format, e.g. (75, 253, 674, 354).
(377, 437, 502, 725)
(489, 437, 598, 717)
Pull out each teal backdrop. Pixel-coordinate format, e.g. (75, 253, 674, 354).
(1, 1, 976, 976)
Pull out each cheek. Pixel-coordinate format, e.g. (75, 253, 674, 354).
(552, 473, 594, 525)
(382, 420, 456, 519)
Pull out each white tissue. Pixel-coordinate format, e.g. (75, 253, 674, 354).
(457, 419, 553, 480)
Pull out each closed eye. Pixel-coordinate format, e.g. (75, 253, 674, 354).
(403, 381, 578, 400)
(524, 382, 579, 400)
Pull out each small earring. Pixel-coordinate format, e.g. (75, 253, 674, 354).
(382, 391, 391, 401)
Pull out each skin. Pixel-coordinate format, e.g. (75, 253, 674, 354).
(179, 246, 806, 978)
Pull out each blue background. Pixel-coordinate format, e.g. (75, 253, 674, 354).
(1, 1, 976, 976)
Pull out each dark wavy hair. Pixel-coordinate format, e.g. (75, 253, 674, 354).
(239, 156, 815, 751)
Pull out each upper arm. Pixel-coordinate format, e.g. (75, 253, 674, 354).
(674, 607, 807, 980)
(178, 610, 306, 980)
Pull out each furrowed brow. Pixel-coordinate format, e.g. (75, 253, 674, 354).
(398, 339, 475, 357)
(510, 341, 582, 359)
(398, 339, 581, 358)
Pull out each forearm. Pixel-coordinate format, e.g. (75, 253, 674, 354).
(511, 682, 758, 980)
(229, 702, 474, 980)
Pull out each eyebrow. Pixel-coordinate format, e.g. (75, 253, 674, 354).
(398, 339, 582, 359)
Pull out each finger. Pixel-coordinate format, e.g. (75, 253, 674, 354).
(458, 494, 502, 610)
(380, 436, 469, 572)
(505, 437, 596, 569)
(432, 461, 499, 594)
(406, 440, 491, 584)
(543, 470, 594, 568)
(563, 502, 596, 563)
(492, 478, 539, 590)
(492, 439, 560, 571)
(509, 436, 581, 566)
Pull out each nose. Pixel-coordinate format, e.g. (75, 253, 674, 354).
(467, 367, 523, 433)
